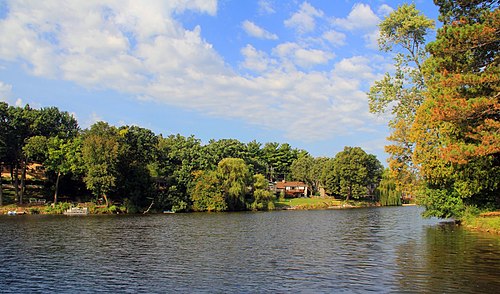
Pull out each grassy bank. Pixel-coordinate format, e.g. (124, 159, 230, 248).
(274, 197, 379, 210)
(0, 202, 126, 215)
(462, 211, 500, 234)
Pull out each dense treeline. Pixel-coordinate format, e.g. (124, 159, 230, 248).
(0, 102, 384, 212)
(370, 0, 499, 218)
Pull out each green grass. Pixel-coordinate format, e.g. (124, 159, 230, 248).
(463, 214, 500, 234)
(275, 197, 342, 209)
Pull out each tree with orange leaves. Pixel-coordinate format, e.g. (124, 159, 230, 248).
(412, 0, 499, 218)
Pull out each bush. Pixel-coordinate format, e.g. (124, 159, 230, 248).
(279, 190, 285, 202)
(171, 200, 188, 213)
(251, 189, 276, 211)
(44, 202, 72, 214)
(29, 207, 41, 214)
(419, 187, 465, 219)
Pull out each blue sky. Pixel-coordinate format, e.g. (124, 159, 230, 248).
(0, 0, 439, 163)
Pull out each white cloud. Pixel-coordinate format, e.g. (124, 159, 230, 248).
(0, 1, 386, 141)
(81, 112, 105, 129)
(359, 137, 388, 156)
(242, 20, 278, 40)
(258, 0, 275, 14)
(364, 30, 380, 50)
(272, 42, 334, 68)
(333, 3, 380, 31)
(333, 56, 377, 82)
(294, 48, 334, 68)
(284, 2, 324, 34)
(240, 44, 274, 72)
(378, 4, 394, 16)
(171, 0, 217, 15)
(322, 30, 347, 47)
(0, 81, 12, 101)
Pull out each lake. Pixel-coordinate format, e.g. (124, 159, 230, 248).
(1, 206, 499, 293)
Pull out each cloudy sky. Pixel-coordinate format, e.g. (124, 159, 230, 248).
(0, 0, 439, 162)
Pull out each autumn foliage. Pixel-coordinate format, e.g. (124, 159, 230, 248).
(412, 1, 499, 217)
(371, 1, 499, 218)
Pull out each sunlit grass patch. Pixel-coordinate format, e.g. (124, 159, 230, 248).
(275, 197, 342, 209)
(463, 209, 500, 234)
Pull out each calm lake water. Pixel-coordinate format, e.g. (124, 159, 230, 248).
(1, 206, 499, 293)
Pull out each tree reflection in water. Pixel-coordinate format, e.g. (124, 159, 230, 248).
(395, 223, 500, 293)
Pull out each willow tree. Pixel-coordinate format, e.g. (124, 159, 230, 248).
(250, 173, 275, 211)
(412, 0, 500, 218)
(190, 170, 227, 212)
(217, 158, 251, 211)
(368, 4, 434, 196)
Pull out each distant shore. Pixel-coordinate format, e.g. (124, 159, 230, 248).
(3, 202, 499, 235)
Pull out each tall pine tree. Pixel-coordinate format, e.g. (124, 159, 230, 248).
(412, 0, 500, 218)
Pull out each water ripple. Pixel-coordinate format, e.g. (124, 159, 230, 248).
(1, 207, 500, 293)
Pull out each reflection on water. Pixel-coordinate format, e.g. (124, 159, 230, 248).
(396, 223, 500, 293)
(0, 206, 499, 293)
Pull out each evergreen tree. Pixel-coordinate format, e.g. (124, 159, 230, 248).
(412, 0, 500, 217)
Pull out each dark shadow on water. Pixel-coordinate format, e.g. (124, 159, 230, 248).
(395, 221, 500, 293)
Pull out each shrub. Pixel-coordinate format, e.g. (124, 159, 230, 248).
(44, 202, 72, 214)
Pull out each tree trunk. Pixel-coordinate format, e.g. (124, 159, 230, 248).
(143, 200, 154, 214)
(20, 158, 27, 204)
(54, 171, 60, 205)
(103, 193, 109, 207)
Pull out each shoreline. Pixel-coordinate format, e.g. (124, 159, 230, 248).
(3, 203, 499, 235)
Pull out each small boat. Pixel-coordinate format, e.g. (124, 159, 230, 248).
(7, 211, 26, 216)
(63, 207, 89, 216)
(163, 210, 175, 214)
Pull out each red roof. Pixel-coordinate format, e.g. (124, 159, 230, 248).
(276, 181, 307, 189)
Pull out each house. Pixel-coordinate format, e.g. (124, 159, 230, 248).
(275, 181, 309, 198)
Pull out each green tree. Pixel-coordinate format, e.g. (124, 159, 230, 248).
(368, 4, 434, 196)
(376, 169, 402, 206)
(365, 154, 384, 198)
(154, 134, 204, 211)
(291, 154, 330, 195)
(24, 136, 83, 205)
(332, 147, 382, 200)
(82, 122, 119, 207)
(32, 107, 79, 139)
(412, 0, 500, 218)
(262, 142, 299, 181)
(46, 137, 83, 204)
(245, 140, 266, 175)
(0, 102, 8, 205)
(190, 170, 226, 212)
(201, 139, 248, 170)
(5, 104, 35, 203)
(217, 158, 251, 211)
(291, 153, 314, 190)
(321, 158, 337, 196)
(250, 173, 275, 211)
(4, 104, 79, 204)
(115, 126, 158, 211)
